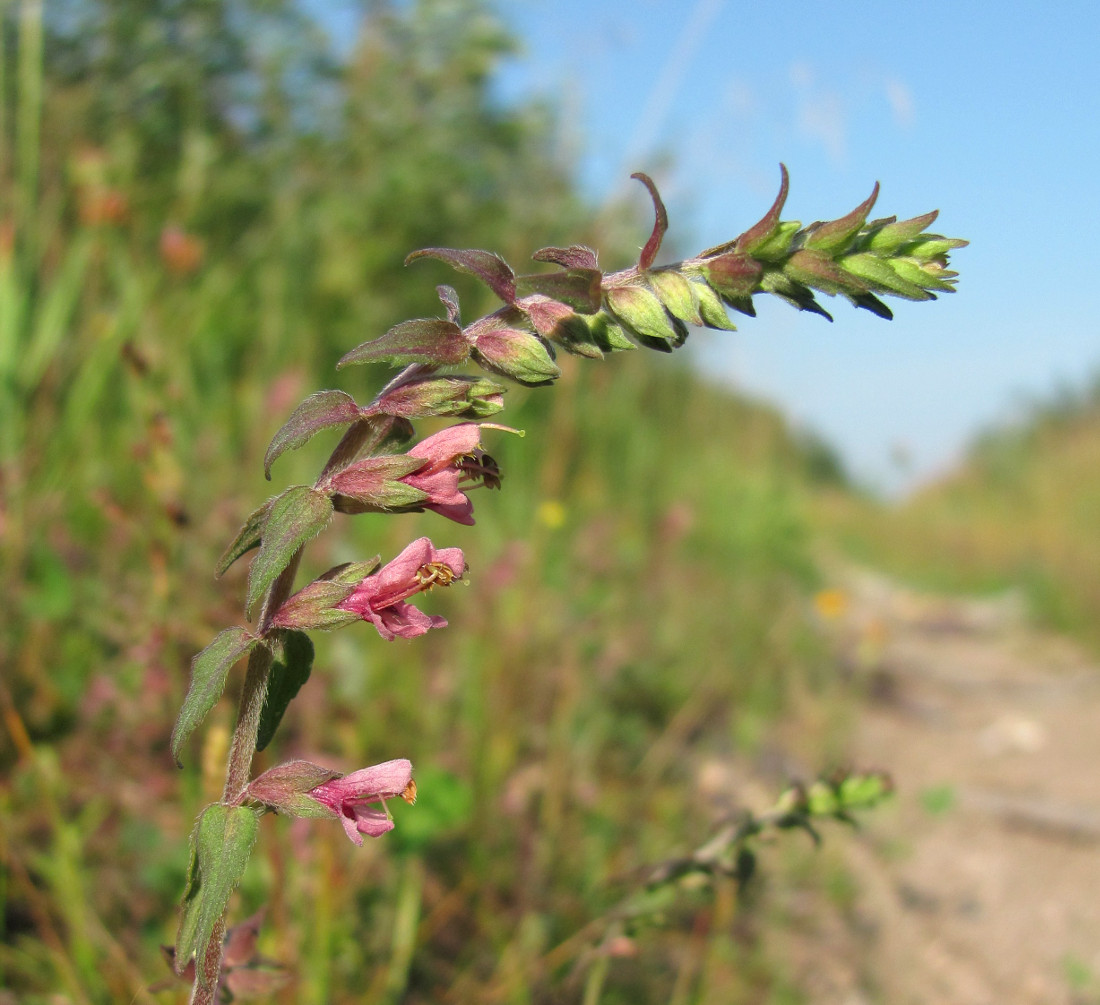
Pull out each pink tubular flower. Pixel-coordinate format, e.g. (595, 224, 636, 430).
(401, 423, 501, 525)
(307, 759, 417, 845)
(337, 536, 465, 641)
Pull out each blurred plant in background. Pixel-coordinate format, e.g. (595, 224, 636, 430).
(0, 1, 959, 1002)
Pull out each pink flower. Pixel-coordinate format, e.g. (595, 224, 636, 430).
(326, 423, 502, 525)
(401, 423, 501, 525)
(307, 759, 417, 845)
(337, 536, 465, 640)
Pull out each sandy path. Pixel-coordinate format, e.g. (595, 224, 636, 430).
(808, 570, 1100, 1004)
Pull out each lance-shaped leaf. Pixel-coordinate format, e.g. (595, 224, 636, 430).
(405, 248, 517, 304)
(247, 486, 333, 618)
(532, 244, 599, 270)
(801, 182, 880, 254)
(175, 805, 260, 991)
(841, 252, 934, 300)
(264, 390, 364, 480)
(864, 210, 940, 254)
(256, 631, 315, 752)
(171, 628, 260, 766)
(699, 164, 790, 258)
(784, 249, 869, 298)
(216, 500, 274, 578)
(514, 269, 603, 313)
(338, 319, 469, 369)
(632, 172, 668, 270)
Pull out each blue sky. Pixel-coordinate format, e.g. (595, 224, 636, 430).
(488, 2, 1100, 492)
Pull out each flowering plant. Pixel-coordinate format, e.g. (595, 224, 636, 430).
(169, 168, 964, 1001)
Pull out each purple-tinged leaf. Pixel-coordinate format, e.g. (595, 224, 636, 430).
(246, 759, 341, 818)
(216, 500, 273, 578)
(700, 164, 790, 258)
(171, 628, 260, 766)
(632, 172, 668, 269)
(264, 390, 364, 480)
(405, 248, 517, 303)
(437, 285, 462, 324)
(175, 805, 259, 991)
(337, 319, 469, 369)
(532, 244, 599, 270)
(514, 269, 603, 313)
(247, 486, 333, 619)
(802, 182, 880, 254)
(256, 631, 315, 752)
(701, 253, 763, 300)
(785, 249, 868, 297)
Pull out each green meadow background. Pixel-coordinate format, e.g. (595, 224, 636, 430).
(1, 2, 1095, 1002)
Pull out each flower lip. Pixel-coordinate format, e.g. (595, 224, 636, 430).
(336, 537, 465, 641)
(308, 758, 415, 845)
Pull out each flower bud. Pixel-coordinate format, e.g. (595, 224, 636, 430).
(368, 376, 506, 420)
(605, 285, 686, 348)
(466, 318, 561, 385)
(246, 760, 343, 818)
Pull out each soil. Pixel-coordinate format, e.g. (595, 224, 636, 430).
(794, 568, 1100, 1005)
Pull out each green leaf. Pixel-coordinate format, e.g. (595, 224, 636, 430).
(864, 210, 939, 254)
(264, 390, 363, 480)
(256, 631, 314, 752)
(175, 804, 260, 991)
(171, 629, 259, 766)
(216, 500, 274, 578)
(801, 182, 880, 254)
(750, 219, 802, 262)
(246, 486, 333, 618)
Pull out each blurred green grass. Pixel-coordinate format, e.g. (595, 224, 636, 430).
(0, 2, 873, 1002)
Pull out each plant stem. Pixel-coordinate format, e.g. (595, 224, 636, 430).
(220, 548, 304, 804)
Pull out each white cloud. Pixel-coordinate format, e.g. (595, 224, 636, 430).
(885, 78, 916, 129)
(789, 61, 847, 164)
